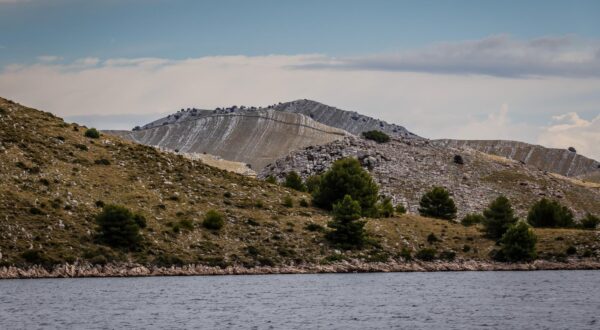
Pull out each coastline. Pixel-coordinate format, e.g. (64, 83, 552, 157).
(2, 259, 600, 279)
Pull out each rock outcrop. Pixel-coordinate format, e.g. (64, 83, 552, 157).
(260, 137, 600, 219)
(109, 110, 349, 170)
(435, 139, 600, 178)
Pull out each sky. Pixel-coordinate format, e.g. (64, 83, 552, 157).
(1, 0, 600, 160)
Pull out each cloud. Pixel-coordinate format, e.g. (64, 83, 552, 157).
(0, 50, 599, 160)
(37, 55, 62, 62)
(538, 113, 600, 160)
(295, 35, 600, 78)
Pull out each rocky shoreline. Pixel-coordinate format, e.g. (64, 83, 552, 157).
(2, 259, 600, 279)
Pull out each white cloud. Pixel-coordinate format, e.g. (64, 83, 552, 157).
(0, 51, 599, 161)
(538, 113, 600, 160)
(296, 35, 600, 78)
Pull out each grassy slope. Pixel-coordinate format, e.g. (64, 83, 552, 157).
(0, 97, 598, 268)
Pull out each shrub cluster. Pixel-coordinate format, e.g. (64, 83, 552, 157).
(95, 205, 146, 249)
(579, 213, 599, 229)
(418, 187, 457, 220)
(84, 128, 100, 139)
(203, 210, 224, 230)
(284, 171, 306, 192)
(461, 213, 484, 226)
(527, 198, 574, 228)
(362, 130, 390, 143)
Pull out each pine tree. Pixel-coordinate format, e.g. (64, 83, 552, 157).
(498, 221, 537, 262)
(482, 196, 518, 239)
(527, 198, 574, 228)
(326, 195, 366, 249)
(312, 158, 379, 217)
(418, 187, 457, 220)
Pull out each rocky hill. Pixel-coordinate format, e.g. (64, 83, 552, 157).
(272, 99, 420, 139)
(2, 97, 599, 273)
(260, 136, 600, 219)
(108, 109, 349, 170)
(0, 97, 346, 267)
(435, 139, 600, 178)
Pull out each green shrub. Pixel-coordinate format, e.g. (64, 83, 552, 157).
(282, 196, 294, 208)
(461, 213, 484, 226)
(496, 221, 537, 262)
(84, 128, 100, 139)
(305, 175, 322, 193)
(527, 198, 574, 228)
(415, 248, 436, 261)
(95, 204, 144, 249)
(377, 197, 394, 218)
(439, 250, 456, 261)
(29, 207, 45, 215)
(254, 200, 264, 208)
(579, 213, 599, 229)
(566, 245, 577, 255)
(400, 247, 412, 261)
(94, 158, 111, 165)
(395, 204, 407, 214)
(312, 158, 379, 217)
(326, 195, 367, 249)
(427, 232, 439, 244)
(299, 198, 309, 207)
(284, 171, 306, 192)
(418, 187, 457, 220)
(462, 244, 471, 252)
(305, 223, 324, 232)
(265, 175, 277, 184)
(223, 191, 232, 198)
(179, 219, 195, 231)
(74, 143, 88, 151)
(203, 210, 224, 230)
(482, 196, 518, 239)
(453, 155, 464, 165)
(362, 130, 390, 143)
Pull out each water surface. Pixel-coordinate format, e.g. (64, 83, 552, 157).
(0, 270, 598, 329)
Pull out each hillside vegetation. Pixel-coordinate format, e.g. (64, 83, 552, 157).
(0, 98, 598, 270)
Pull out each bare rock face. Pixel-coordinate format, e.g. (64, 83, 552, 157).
(260, 137, 600, 219)
(435, 139, 600, 178)
(273, 99, 420, 139)
(110, 110, 349, 170)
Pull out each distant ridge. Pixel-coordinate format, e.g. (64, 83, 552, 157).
(435, 139, 600, 178)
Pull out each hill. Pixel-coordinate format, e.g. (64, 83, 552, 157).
(261, 136, 600, 219)
(108, 109, 348, 170)
(1, 97, 599, 276)
(435, 139, 600, 178)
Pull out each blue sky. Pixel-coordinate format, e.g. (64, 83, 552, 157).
(1, 0, 600, 159)
(1, 0, 599, 64)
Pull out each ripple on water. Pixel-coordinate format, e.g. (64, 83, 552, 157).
(0, 271, 599, 329)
